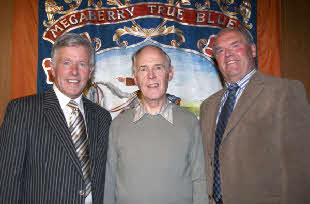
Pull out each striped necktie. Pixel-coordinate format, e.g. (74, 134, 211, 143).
(67, 100, 92, 197)
(213, 83, 239, 203)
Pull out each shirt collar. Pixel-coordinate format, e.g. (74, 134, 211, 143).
(225, 68, 257, 89)
(53, 84, 83, 111)
(133, 100, 174, 124)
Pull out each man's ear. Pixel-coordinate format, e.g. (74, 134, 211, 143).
(168, 66, 174, 81)
(51, 62, 56, 78)
(251, 44, 256, 58)
(133, 72, 137, 85)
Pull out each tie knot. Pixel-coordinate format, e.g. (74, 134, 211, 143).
(227, 83, 239, 94)
(67, 100, 79, 111)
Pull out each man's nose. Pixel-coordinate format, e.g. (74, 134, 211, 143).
(147, 68, 155, 78)
(71, 63, 78, 75)
(224, 47, 233, 57)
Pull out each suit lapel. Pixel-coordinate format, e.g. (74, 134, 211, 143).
(83, 98, 98, 178)
(43, 88, 83, 177)
(222, 71, 265, 142)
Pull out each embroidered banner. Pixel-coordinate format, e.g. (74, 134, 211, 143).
(38, 0, 256, 118)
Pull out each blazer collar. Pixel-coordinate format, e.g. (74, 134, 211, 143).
(221, 71, 265, 143)
(43, 88, 98, 178)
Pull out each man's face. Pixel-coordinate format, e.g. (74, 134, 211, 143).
(51, 45, 93, 99)
(133, 47, 174, 104)
(214, 30, 256, 83)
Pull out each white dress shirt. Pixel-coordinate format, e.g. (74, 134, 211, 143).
(53, 85, 93, 204)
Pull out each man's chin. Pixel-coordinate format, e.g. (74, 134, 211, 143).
(143, 94, 166, 102)
(64, 90, 83, 99)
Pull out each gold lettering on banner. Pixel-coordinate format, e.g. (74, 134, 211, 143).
(43, 2, 246, 44)
(196, 12, 205, 23)
(207, 12, 214, 24)
(147, 5, 184, 21)
(166, 6, 176, 17)
(44, 8, 136, 42)
(226, 18, 237, 28)
(125, 7, 134, 17)
(97, 10, 105, 21)
(195, 11, 239, 28)
(69, 15, 78, 24)
(177, 8, 184, 21)
(107, 10, 116, 21)
(117, 10, 126, 20)
(196, 12, 217, 24)
(88, 11, 96, 21)
(80, 13, 88, 23)
(50, 25, 64, 39)
(60, 18, 70, 28)
(158, 6, 165, 15)
(217, 15, 226, 26)
(41, 0, 253, 87)
(148, 5, 156, 14)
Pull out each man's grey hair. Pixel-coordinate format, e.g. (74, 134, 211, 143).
(131, 45, 172, 74)
(51, 32, 95, 70)
(212, 25, 255, 57)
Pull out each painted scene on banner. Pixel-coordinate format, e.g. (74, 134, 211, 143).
(38, 0, 256, 118)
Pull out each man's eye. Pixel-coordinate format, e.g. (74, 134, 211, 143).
(63, 61, 71, 66)
(232, 43, 240, 49)
(216, 49, 224, 54)
(139, 67, 146, 72)
(79, 62, 86, 68)
(155, 66, 163, 70)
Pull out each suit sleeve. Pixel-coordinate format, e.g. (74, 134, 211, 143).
(103, 125, 117, 204)
(190, 117, 209, 204)
(284, 80, 310, 203)
(0, 101, 28, 203)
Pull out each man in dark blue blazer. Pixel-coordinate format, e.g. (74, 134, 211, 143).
(0, 33, 111, 204)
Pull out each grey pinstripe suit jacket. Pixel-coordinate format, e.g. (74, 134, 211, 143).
(0, 88, 111, 204)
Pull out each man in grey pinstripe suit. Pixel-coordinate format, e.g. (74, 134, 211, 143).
(0, 33, 111, 204)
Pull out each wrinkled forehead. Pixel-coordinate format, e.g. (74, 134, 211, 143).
(215, 30, 246, 47)
(136, 47, 169, 66)
(55, 45, 90, 57)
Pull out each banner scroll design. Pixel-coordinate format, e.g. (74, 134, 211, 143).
(38, 0, 256, 117)
(42, 2, 247, 44)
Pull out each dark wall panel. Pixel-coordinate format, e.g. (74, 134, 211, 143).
(282, 0, 310, 100)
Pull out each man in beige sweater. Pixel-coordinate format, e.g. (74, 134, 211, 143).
(104, 45, 208, 204)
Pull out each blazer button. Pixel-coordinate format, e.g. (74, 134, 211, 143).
(79, 189, 85, 196)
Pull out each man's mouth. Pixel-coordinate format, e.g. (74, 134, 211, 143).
(226, 60, 238, 65)
(147, 83, 159, 88)
(67, 79, 79, 83)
